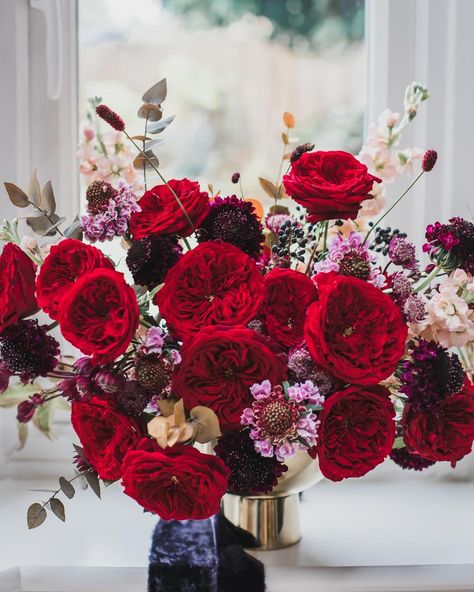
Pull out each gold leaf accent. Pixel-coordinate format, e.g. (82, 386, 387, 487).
(258, 177, 279, 199)
(28, 170, 41, 207)
(283, 112, 295, 128)
(190, 406, 221, 444)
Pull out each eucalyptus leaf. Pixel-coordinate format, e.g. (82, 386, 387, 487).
(32, 400, 55, 440)
(4, 182, 30, 207)
(133, 150, 159, 172)
(0, 382, 42, 407)
(28, 170, 42, 207)
(142, 78, 167, 105)
(147, 115, 175, 134)
(84, 471, 101, 498)
(40, 180, 56, 216)
(64, 216, 83, 240)
(27, 503, 47, 529)
(137, 103, 162, 122)
(144, 138, 166, 152)
(26, 213, 60, 236)
(38, 216, 66, 237)
(59, 477, 75, 499)
(49, 498, 65, 522)
(259, 177, 279, 199)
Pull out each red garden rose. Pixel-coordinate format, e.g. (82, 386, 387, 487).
(402, 380, 474, 463)
(36, 238, 113, 319)
(283, 150, 381, 222)
(121, 439, 230, 520)
(261, 268, 316, 349)
(317, 385, 396, 481)
(156, 241, 264, 342)
(0, 243, 37, 332)
(305, 273, 407, 385)
(129, 179, 209, 239)
(172, 326, 287, 432)
(71, 397, 142, 481)
(58, 267, 139, 364)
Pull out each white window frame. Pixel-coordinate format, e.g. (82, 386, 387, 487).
(1, 0, 474, 478)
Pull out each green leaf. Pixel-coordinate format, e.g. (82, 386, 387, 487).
(84, 471, 101, 498)
(17, 422, 28, 450)
(59, 477, 75, 499)
(32, 401, 54, 440)
(49, 498, 65, 522)
(0, 382, 42, 407)
(27, 503, 47, 529)
(392, 436, 406, 450)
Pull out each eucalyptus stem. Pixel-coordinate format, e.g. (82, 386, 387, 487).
(362, 171, 425, 246)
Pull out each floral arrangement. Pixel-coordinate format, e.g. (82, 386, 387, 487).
(1, 80, 473, 529)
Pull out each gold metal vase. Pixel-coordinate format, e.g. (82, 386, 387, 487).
(220, 450, 324, 550)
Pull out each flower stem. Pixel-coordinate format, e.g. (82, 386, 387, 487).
(362, 171, 425, 246)
(413, 264, 442, 293)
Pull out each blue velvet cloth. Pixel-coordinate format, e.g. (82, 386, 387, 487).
(148, 514, 265, 592)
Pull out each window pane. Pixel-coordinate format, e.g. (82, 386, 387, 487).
(78, 0, 365, 195)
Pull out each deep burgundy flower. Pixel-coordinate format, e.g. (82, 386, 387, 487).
(59, 357, 123, 402)
(423, 217, 474, 274)
(421, 149, 438, 172)
(126, 234, 182, 289)
(115, 379, 152, 416)
(214, 430, 287, 495)
(197, 195, 264, 259)
(86, 180, 118, 214)
(17, 394, 45, 423)
(390, 447, 435, 471)
(388, 236, 418, 270)
(399, 340, 465, 411)
(231, 172, 240, 184)
(96, 104, 125, 131)
(0, 320, 59, 382)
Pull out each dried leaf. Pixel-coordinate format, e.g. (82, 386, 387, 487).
(38, 216, 66, 237)
(283, 112, 295, 128)
(130, 135, 152, 142)
(133, 150, 159, 172)
(40, 180, 56, 216)
(282, 132, 289, 145)
(49, 498, 65, 522)
(142, 79, 167, 105)
(157, 398, 177, 418)
(26, 213, 60, 236)
(17, 422, 28, 450)
(59, 477, 75, 499)
(258, 177, 279, 199)
(144, 138, 166, 152)
(173, 399, 186, 426)
(64, 216, 83, 240)
(27, 503, 47, 529)
(28, 170, 42, 207)
(4, 182, 30, 207)
(84, 471, 101, 498)
(147, 115, 175, 135)
(190, 406, 221, 443)
(137, 103, 162, 122)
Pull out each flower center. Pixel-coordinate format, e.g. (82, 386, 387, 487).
(342, 326, 355, 337)
(338, 253, 371, 280)
(223, 367, 234, 379)
(170, 475, 180, 486)
(260, 401, 295, 436)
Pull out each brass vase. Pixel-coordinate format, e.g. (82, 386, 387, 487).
(220, 450, 324, 550)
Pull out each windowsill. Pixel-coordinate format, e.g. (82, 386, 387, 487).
(2, 464, 474, 590)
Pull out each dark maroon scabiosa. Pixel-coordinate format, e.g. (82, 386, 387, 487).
(0, 320, 59, 383)
(214, 430, 287, 495)
(399, 339, 465, 411)
(126, 234, 182, 289)
(197, 195, 264, 259)
(96, 104, 125, 132)
(86, 180, 118, 214)
(115, 379, 152, 416)
(17, 394, 45, 423)
(423, 217, 474, 274)
(390, 447, 436, 471)
(231, 172, 240, 184)
(290, 143, 315, 164)
(421, 149, 438, 172)
(135, 353, 170, 394)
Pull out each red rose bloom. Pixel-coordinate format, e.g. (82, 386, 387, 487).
(121, 439, 230, 520)
(317, 385, 396, 481)
(261, 268, 316, 349)
(283, 150, 381, 222)
(0, 243, 37, 332)
(36, 238, 113, 319)
(129, 179, 209, 239)
(172, 326, 286, 432)
(58, 268, 139, 364)
(305, 273, 407, 385)
(402, 380, 474, 463)
(71, 397, 142, 481)
(156, 241, 264, 342)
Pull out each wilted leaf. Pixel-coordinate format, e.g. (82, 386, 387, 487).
(283, 112, 295, 128)
(173, 399, 185, 426)
(157, 398, 177, 417)
(190, 406, 221, 443)
(27, 503, 47, 529)
(84, 471, 101, 498)
(133, 150, 159, 172)
(4, 182, 30, 207)
(38, 216, 66, 237)
(258, 177, 279, 199)
(142, 79, 167, 105)
(282, 132, 289, 145)
(17, 422, 28, 450)
(59, 477, 75, 499)
(0, 382, 42, 408)
(137, 103, 162, 122)
(147, 115, 175, 135)
(28, 170, 42, 207)
(49, 498, 65, 522)
(40, 180, 56, 216)
(26, 213, 60, 236)
(31, 400, 54, 440)
(131, 135, 152, 142)
(64, 216, 83, 240)
(144, 139, 166, 152)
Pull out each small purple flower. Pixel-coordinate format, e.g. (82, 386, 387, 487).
(249, 379, 272, 400)
(388, 236, 419, 270)
(403, 294, 426, 323)
(139, 327, 165, 355)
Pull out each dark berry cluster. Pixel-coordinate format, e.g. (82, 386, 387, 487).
(272, 218, 308, 263)
(368, 224, 406, 255)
